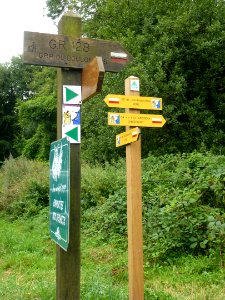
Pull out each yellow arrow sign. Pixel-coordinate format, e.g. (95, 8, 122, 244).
(104, 94, 162, 110)
(116, 127, 140, 147)
(108, 112, 166, 127)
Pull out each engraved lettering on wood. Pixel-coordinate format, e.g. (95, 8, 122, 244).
(23, 31, 132, 72)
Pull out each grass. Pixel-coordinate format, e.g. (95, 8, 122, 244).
(0, 209, 55, 300)
(1, 209, 225, 299)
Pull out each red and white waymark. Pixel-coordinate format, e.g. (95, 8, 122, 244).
(111, 52, 128, 63)
(152, 117, 163, 124)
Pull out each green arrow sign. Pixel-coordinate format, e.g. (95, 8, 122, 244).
(66, 126, 80, 142)
(63, 85, 81, 104)
(66, 87, 78, 102)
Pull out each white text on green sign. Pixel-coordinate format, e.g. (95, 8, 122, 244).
(49, 137, 70, 251)
(104, 94, 162, 110)
(108, 112, 166, 127)
(116, 127, 140, 147)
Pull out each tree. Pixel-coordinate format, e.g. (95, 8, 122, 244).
(0, 64, 16, 162)
(44, 0, 225, 160)
(16, 66, 57, 160)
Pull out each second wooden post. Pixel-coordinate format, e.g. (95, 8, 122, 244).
(125, 76, 144, 300)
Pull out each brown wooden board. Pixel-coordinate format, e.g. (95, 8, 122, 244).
(23, 31, 132, 72)
(82, 56, 105, 102)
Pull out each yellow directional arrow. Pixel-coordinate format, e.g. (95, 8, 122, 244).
(104, 94, 162, 110)
(108, 112, 166, 127)
(116, 127, 140, 147)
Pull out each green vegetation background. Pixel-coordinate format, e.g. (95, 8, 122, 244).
(1, 153, 225, 299)
(2, 0, 225, 162)
(1, 0, 225, 298)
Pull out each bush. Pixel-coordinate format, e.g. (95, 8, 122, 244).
(82, 152, 225, 263)
(81, 160, 126, 209)
(142, 152, 225, 261)
(0, 156, 49, 218)
(2, 152, 225, 263)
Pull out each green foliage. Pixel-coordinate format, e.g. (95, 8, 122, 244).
(1, 211, 225, 299)
(0, 156, 49, 218)
(82, 151, 225, 264)
(81, 74, 126, 163)
(81, 159, 126, 209)
(0, 209, 55, 300)
(142, 152, 225, 261)
(45, 0, 225, 160)
(15, 66, 57, 160)
(2, 152, 225, 264)
(17, 95, 56, 160)
(1, 153, 225, 298)
(0, 64, 16, 161)
(0, 57, 55, 162)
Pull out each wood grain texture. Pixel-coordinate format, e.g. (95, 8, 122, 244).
(81, 56, 105, 102)
(56, 13, 81, 300)
(23, 31, 132, 72)
(125, 77, 144, 300)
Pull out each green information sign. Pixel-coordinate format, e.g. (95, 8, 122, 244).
(49, 137, 70, 251)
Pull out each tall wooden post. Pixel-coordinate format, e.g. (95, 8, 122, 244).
(56, 12, 81, 300)
(125, 76, 144, 300)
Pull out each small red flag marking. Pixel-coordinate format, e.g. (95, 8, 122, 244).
(111, 52, 128, 64)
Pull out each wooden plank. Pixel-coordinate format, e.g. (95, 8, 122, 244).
(125, 77, 144, 300)
(82, 56, 105, 102)
(56, 12, 81, 300)
(23, 31, 132, 72)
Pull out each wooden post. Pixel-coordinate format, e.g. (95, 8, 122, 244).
(125, 76, 144, 300)
(56, 12, 81, 300)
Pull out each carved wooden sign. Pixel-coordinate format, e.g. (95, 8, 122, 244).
(23, 31, 132, 72)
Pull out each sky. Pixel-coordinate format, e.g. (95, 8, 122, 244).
(0, 0, 58, 64)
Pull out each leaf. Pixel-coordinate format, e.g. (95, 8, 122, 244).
(189, 237, 197, 242)
(208, 216, 215, 222)
(208, 222, 215, 228)
(190, 242, 197, 249)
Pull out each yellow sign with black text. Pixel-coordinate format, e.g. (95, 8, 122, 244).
(104, 94, 162, 110)
(116, 127, 140, 147)
(108, 112, 166, 127)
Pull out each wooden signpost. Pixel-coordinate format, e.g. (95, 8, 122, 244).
(105, 76, 166, 300)
(23, 31, 132, 72)
(24, 10, 166, 300)
(23, 11, 131, 300)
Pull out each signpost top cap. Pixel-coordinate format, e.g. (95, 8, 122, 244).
(62, 11, 81, 18)
(127, 76, 139, 80)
